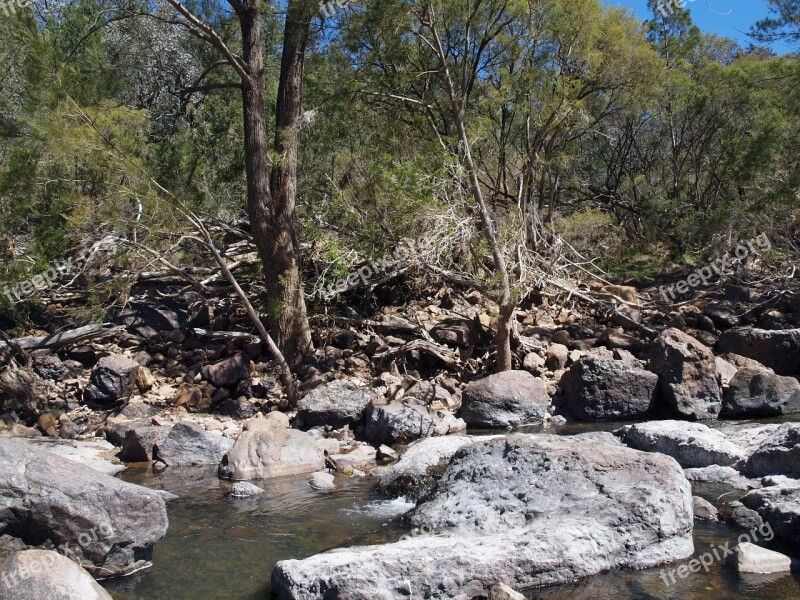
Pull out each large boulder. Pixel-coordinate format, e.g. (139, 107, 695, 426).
(119, 425, 173, 462)
(0, 438, 168, 577)
(617, 421, 745, 468)
(117, 298, 188, 339)
(219, 422, 324, 480)
(721, 368, 800, 418)
(718, 328, 800, 375)
(273, 433, 693, 599)
(745, 423, 800, 477)
(296, 380, 374, 429)
(83, 355, 140, 405)
(201, 353, 251, 388)
(0, 550, 112, 600)
(741, 479, 800, 547)
(364, 400, 466, 445)
(458, 371, 550, 428)
(154, 422, 234, 467)
(648, 329, 721, 420)
(560, 356, 658, 420)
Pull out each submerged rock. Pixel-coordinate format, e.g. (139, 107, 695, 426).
(0, 550, 112, 600)
(0, 438, 168, 577)
(230, 482, 264, 498)
(273, 433, 693, 599)
(617, 421, 744, 468)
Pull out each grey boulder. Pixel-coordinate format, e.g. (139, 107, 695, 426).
(617, 420, 744, 468)
(119, 425, 173, 462)
(458, 371, 550, 428)
(740, 478, 800, 547)
(365, 399, 466, 445)
(154, 422, 234, 467)
(745, 423, 800, 477)
(201, 353, 251, 387)
(721, 368, 800, 418)
(0, 550, 112, 600)
(0, 438, 168, 577)
(296, 380, 374, 429)
(560, 355, 658, 420)
(84, 355, 140, 405)
(718, 328, 800, 375)
(648, 329, 721, 420)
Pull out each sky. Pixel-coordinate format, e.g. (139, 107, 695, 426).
(606, 0, 793, 54)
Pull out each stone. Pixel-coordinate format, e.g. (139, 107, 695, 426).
(201, 353, 251, 387)
(405, 381, 459, 411)
(522, 352, 545, 373)
(718, 352, 774, 372)
(154, 422, 234, 466)
(117, 299, 188, 339)
(430, 318, 482, 348)
(135, 366, 155, 392)
(705, 303, 740, 329)
(230, 482, 265, 498)
(273, 433, 693, 599)
(545, 343, 569, 370)
(729, 542, 793, 574)
(715, 356, 739, 387)
(617, 421, 744, 468)
(309, 471, 335, 490)
(489, 582, 526, 600)
(174, 383, 205, 409)
(551, 330, 571, 346)
(721, 368, 800, 418)
(745, 423, 800, 477)
(84, 354, 141, 405)
(648, 328, 721, 420)
(216, 397, 257, 419)
(560, 356, 658, 421)
(219, 423, 324, 480)
(328, 445, 378, 473)
(458, 371, 550, 429)
(740, 478, 800, 546)
(718, 328, 800, 375)
(119, 425, 172, 462)
(31, 352, 71, 382)
(683, 466, 757, 490)
(0, 550, 112, 600)
(296, 380, 374, 429)
(693, 496, 718, 520)
(0, 438, 167, 577)
(37, 414, 58, 437)
(365, 400, 466, 445)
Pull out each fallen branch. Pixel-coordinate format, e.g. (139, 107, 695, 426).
(0, 324, 124, 353)
(373, 339, 460, 369)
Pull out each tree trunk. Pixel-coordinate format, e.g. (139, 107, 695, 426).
(239, 3, 312, 366)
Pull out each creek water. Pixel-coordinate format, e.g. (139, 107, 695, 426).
(102, 426, 800, 600)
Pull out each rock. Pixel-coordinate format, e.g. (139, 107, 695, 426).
(31, 352, 71, 382)
(551, 329, 571, 346)
(693, 496, 718, 520)
(721, 368, 800, 418)
(725, 501, 765, 530)
(309, 471, 335, 490)
(683, 466, 758, 490)
(560, 356, 658, 421)
(705, 304, 740, 329)
(718, 328, 800, 375)
(201, 353, 251, 387)
(105, 419, 147, 446)
(274, 433, 693, 599)
(545, 343, 569, 370)
(522, 352, 545, 373)
(365, 400, 466, 445)
(648, 328, 721, 420)
(458, 371, 550, 429)
(154, 422, 234, 466)
(135, 366, 155, 393)
(119, 425, 172, 462)
(379, 435, 489, 499)
(430, 318, 482, 348)
(377, 445, 398, 461)
(718, 352, 774, 372)
(405, 381, 459, 411)
(0, 438, 168, 577)
(617, 421, 744, 468)
(296, 380, 374, 429)
(740, 479, 800, 546)
(219, 423, 324, 480)
(715, 356, 739, 387)
(745, 423, 800, 477)
(315, 437, 340, 456)
(174, 383, 206, 409)
(598, 331, 644, 353)
(328, 445, 377, 473)
(489, 582, 526, 600)
(117, 402, 161, 420)
(0, 550, 112, 599)
(729, 542, 793, 574)
(84, 355, 141, 405)
(230, 481, 264, 498)
(37, 414, 58, 437)
(216, 397, 257, 419)
(67, 345, 96, 368)
(117, 298, 188, 339)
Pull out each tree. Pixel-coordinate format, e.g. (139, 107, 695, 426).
(752, 0, 800, 47)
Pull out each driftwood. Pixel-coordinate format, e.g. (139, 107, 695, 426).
(331, 316, 423, 335)
(0, 324, 124, 353)
(374, 339, 460, 369)
(191, 328, 261, 343)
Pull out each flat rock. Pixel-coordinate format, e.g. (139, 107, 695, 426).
(154, 422, 234, 467)
(296, 380, 374, 429)
(24, 438, 125, 476)
(273, 433, 693, 599)
(0, 550, 112, 599)
(683, 465, 758, 490)
(560, 355, 658, 420)
(729, 542, 793, 574)
(617, 421, 744, 468)
(219, 423, 324, 480)
(0, 438, 168, 577)
(648, 329, 721, 420)
(718, 328, 800, 375)
(458, 371, 550, 429)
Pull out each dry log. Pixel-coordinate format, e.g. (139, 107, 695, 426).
(373, 339, 460, 369)
(0, 324, 124, 353)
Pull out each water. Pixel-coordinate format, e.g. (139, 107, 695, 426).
(102, 426, 800, 600)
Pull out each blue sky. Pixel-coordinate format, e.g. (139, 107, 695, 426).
(606, 0, 793, 54)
